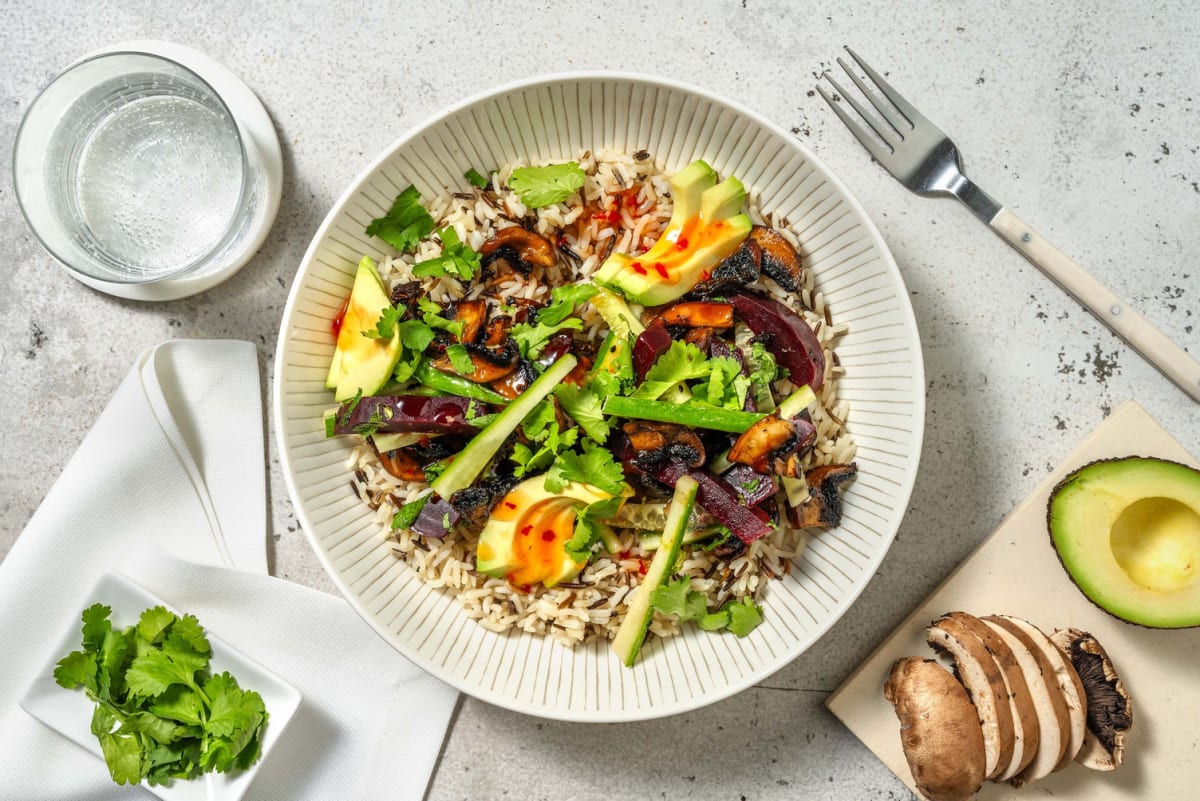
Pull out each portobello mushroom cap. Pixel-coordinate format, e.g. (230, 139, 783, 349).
(728, 415, 817, 477)
(621, 420, 706, 468)
(884, 657, 987, 801)
(685, 237, 761, 297)
(943, 612, 1041, 783)
(993, 615, 1088, 772)
(926, 613, 1016, 781)
(982, 616, 1072, 786)
(1049, 628, 1133, 771)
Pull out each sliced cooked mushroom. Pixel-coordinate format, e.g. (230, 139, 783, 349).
(1049, 628, 1133, 771)
(926, 613, 1016, 781)
(376, 447, 426, 482)
(686, 237, 761, 297)
(683, 326, 715, 352)
(621, 421, 706, 468)
(944, 612, 1040, 783)
(489, 358, 537, 399)
(749, 225, 805, 293)
(728, 415, 816, 477)
(450, 474, 519, 529)
(479, 225, 557, 275)
(884, 657, 987, 801)
(983, 616, 1072, 786)
(389, 280, 424, 315)
(482, 314, 514, 347)
(431, 341, 519, 383)
(792, 462, 857, 527)
(993, 615, 1088, 772)
(447, 299, 488, 344)
(658, 302, 735, 329)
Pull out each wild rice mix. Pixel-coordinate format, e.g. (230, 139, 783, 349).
(342, 151, 855, 647)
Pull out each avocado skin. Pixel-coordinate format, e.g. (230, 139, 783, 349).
(1047, 455, 1200, 629)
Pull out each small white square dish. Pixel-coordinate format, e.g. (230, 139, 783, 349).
(19, 570, 302, 801)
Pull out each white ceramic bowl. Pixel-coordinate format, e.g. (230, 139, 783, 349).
(274, 73, 925, 721)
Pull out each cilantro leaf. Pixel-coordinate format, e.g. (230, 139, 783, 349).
(98, 626, 135, 699)
(465, 167, 489, 189)
(444, 344, 475, 375)
(511, 400, 578, 478)
(565, 496, 623, 561)
(168, 614, 211, 657)
(540, 284, 598, 326)
(397, 319, 435, 351)
(508, 162, 586, 208)
(150, 685, 206, 727)
(725, 597, 764, 637)
(137, 606, 176, 644)
(125, 648, 198, 698)
(412, 226, 482, 281)
(82, 603, 113, 652)
(417, 298, 465, 341)
(650, 576, 711, 624)
(391, 349, 424, 385)
(510, 318, 583, 359)
(97, 731, 144, 785)
(54, 650, 97, 692)
(553, 383, 610, 443)
(365, 185, 435, 252)
(632, 341, 712, 400)
(362, 305, 403, 340)
(545, 439, 627, 496)
(698, 610, 731, 631)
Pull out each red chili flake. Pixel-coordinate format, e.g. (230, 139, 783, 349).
(699, 270, 711, 282)
(504, 501, 517, 509)
(638, 560, 648, 575)
(521, 525, 533, 535)
(654, 262, 669, 279)
(675, 237, 689, 250)
(541, 530, 556, 542)
(556, 234, 569, 249)
(632, 262, 647, 275)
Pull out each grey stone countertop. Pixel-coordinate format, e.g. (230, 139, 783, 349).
(2, 2, 1197, 799)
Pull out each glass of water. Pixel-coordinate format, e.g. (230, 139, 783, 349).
(14, 51, 256, 284)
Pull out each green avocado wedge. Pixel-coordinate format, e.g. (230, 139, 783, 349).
(1049, 456, 1200, 628)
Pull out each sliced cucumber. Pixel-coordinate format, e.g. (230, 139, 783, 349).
(415, 361, 510, 404)
(431, 354, 577, 499)
(638, 524, 725, 552)
(603, 396, 763, 433)
(777, 384, 816, 419)
(611, 475, 699, 667)
(372, 431, 437, 452)
(591, 286, 645, 338)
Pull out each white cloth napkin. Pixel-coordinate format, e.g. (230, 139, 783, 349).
(0, 340, 458, 801)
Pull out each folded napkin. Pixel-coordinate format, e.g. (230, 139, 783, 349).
(0, 340, 458, 801)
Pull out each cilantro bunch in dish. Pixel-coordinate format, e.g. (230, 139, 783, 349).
(53, 603, 268, 786)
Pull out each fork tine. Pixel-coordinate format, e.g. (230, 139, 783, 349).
(843, 46, 927, 129)
(816, 83, 894, 166)
(835, 56, 911, 137)
(820, 72, 898, 151)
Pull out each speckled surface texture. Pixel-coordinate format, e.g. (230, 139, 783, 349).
(2, 1, 1197, 799)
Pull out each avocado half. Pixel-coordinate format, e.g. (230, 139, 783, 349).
(1048, 456, 1200, 628)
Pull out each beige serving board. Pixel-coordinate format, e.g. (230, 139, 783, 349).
(827, 400, 1200, 800)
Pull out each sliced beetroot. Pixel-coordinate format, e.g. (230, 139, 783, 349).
(331, 395, 489, 436)
(731, 292, 825, 391)
(410, 494, 460, 538)
(651, 460, 774, 543)
(633, 319, 673, 382)
(723, 463, 778, 507)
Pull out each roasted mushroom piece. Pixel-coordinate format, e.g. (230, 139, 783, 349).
(683, 326, 715, 352)
(749, 225, 805, 293)
(621, 421, 706, 468)
(431, 340, 520, 383)
(447, 299, 488, 344)
(388, 280, 424, 316)
(376, 447, 427, 482)
(1049, 628, 1133, 772)
(686, 237, 761, 297)
(792, 462, 858, 528)
(479, 226, 557, 275)
(728, 415, 817, 477)
(490, 358, 537, 400)
(658, 301, 734, 329)
(450, 475, 519, 529)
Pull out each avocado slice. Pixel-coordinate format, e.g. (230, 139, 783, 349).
(476, 476, 613, 588)
(330, 256, 403, 401)
(593, 160, 752, 306)
(1049, 456, 1200, 628)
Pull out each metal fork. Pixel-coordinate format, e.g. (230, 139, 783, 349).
(818, 47, 1200, 403)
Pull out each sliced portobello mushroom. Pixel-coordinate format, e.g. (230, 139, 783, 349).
(479, 225, 557, 275)
(728, 415, 817, 477)
(1050, 628, 1133, 771)
(622, 420, 706, 468)
(749, 225, 805, 293)
(792, 462, 857, 527)
(994, 615, 1088, 772)
(983, 616, 1072, 786)
(944, 612, 1041, 783)
(657, 301, 735, 329)
(447, 299, 488, 345)
(431, 341, 520, 384)
(685, 237, 761, 297)
(926, 613, 1016, 781)
(884, 657, 987, 801)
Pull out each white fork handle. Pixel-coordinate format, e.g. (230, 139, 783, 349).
(990, 207, 1200, 403)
